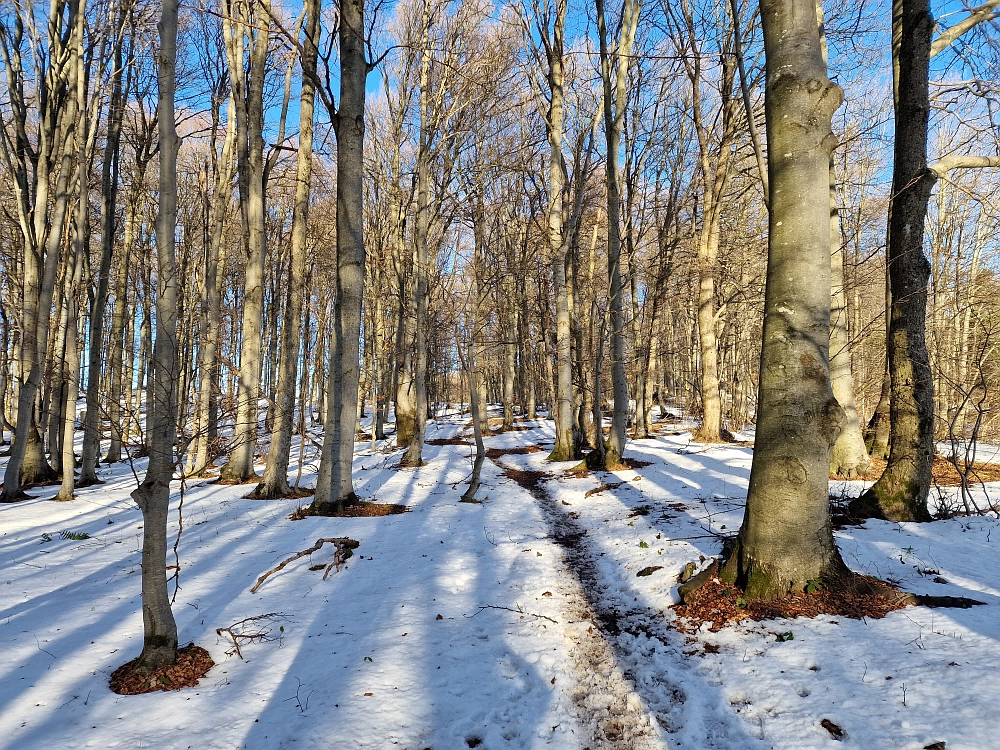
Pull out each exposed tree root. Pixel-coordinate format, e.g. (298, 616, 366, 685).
(251, 537, 360, 593)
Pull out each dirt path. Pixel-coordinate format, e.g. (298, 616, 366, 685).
(492, 456, 668, 749)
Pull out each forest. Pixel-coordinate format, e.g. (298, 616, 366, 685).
(1, 0, 999, 743)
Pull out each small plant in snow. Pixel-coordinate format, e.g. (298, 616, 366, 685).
(639, 541, 649, 548)
(59, 530, 90, 540)
(40, 533, 52, 543)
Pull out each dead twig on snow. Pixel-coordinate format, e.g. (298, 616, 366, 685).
(250, 537, 360, 593)
(215, 612, 290, 659)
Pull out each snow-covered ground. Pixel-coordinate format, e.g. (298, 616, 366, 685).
(2, 417, 1000, 749)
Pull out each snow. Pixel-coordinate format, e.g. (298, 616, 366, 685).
(2, 417, 1000, 749)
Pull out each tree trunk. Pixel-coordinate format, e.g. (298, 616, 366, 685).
(220, 0, 270, 483)
(721, 0, 847, 598)
(596, 0, 640, 468)
(312, 0, 368, 512)
(191, 97, 236, 476)
(128, 0, 180, 672)
(544, 2, 575, 461)
(258, 1, 318, 497)
(80, 25, 126, 485)
(399, 4, 433, 469)
(828, 163, 872, 477)
(852, 0, 935, 522)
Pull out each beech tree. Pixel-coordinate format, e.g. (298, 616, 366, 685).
(721, 0, 848, 597)
(129, 0, 181, 670)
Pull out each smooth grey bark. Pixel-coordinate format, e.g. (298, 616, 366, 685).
(258, 0, 318, 497)
(56, 130, 89, 501)
(129, 0, 180, 671)
(312, 0, 368, 512)
(56, 39, 90, 501)
(721, 0, 848, 598)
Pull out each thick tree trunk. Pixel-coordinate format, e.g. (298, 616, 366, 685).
(852, 0, 935, 522)
(128, 0, 180, 672)
(2, 80, 77, 496)
(312, 0, 368, 512)
(721, 0, 847, 598)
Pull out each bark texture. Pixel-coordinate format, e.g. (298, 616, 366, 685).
(852, 0, 935, 522)
(721, 0, 848, 599)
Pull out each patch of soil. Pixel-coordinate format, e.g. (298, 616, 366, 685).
(484, 445, 543, 459)
(619, 457, 653, 470)
(110, 644, 214, 695)
(289, 502, 409, 520)
(486, 418, 531, 433)
(427, 437, 471, 446)
(562, 464, 591, 478)
(211, 475, 262, 486)
(673, 574, 911, 632)
(688, 428, 738, 444)
(499, 466, 549, 494)
(244, 484, 315, 500)
(832, 455, 1000, 486)
(585, 482, 624, 498)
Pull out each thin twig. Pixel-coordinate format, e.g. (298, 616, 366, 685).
(466, 603, 558, 624)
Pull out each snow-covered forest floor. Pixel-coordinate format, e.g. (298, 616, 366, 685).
(3, 414, 1000, 749)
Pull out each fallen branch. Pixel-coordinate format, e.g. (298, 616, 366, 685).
(251, 538, 360, 593)
(466, 603, 558, 624)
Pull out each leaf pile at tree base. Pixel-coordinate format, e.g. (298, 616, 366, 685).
(109, 644, 214, 695)
(673, 574, 913, 632)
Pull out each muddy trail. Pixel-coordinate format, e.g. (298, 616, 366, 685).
(487, 451, 739, 748)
